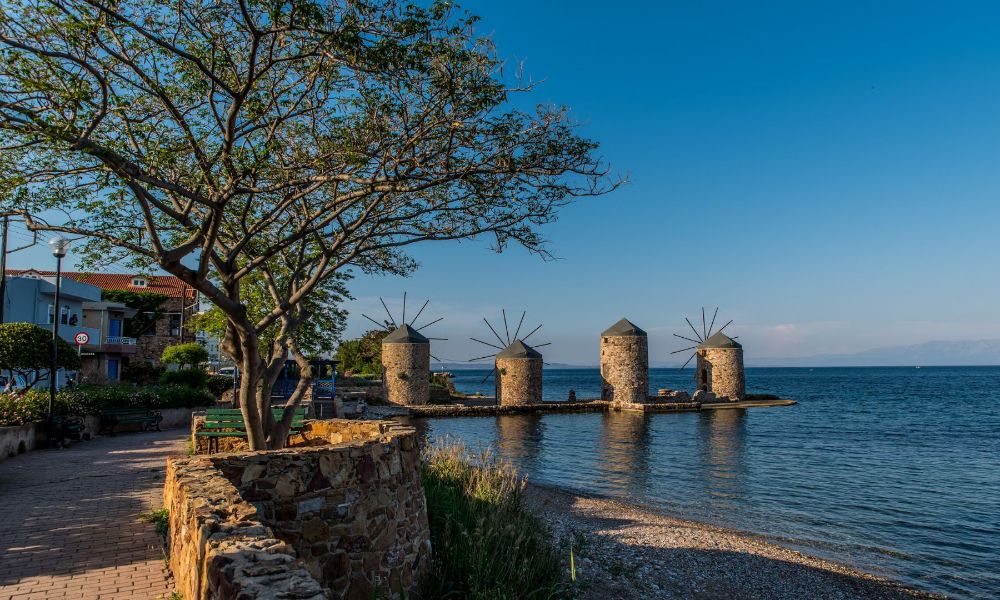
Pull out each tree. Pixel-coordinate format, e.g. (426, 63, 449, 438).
(0, 323, 81, 394)
(161, 342, 209, 368)
(335, 329, 389, 376)
(0, 0, 618, 449)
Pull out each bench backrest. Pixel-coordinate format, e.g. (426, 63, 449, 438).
(103, 407, 152, 415)
(203, 407, 306, 430)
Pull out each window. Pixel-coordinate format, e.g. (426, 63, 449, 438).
(169, 313, 182, 337)
(60, 306, 70, 325)
(131, 277, 148, 288)
(47, 304, 54, 324)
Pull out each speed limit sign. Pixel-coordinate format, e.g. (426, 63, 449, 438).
(74, 331, 90, 345)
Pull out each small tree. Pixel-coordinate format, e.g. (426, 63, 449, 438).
(335, 329, 389, 376)
(161, 343, 209, 369)
(0, 323, 81, 394)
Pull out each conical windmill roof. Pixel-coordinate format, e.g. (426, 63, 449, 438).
(601, 318, 647, 337)
(496, 340, 542, 359)
(697, 331, 741, 349)
(382, 324, 429, 344)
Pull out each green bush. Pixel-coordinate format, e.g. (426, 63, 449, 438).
(122, 360, 165, 385)
(0, 383, 215, 426)
(161, 342, 209, 368)
(420, 440, 567, 599)
(206, 374, 235, 398)
(160, 368, 208, 389)
(0, 390, 63, 426)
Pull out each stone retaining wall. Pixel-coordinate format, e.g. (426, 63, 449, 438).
(167, 419, 431, 599)
(0, 423, 37, 461)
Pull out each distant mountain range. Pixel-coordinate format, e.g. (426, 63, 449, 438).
(744, 340, 1000, 367)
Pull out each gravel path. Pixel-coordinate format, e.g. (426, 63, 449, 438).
(525, 484, 943, 600)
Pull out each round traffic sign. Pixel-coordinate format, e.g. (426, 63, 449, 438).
(74, 331, 90, 345)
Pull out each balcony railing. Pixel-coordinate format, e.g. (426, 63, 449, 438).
(106, 336, 137, 345)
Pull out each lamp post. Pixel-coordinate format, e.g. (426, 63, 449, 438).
(47, 236, 71, 447)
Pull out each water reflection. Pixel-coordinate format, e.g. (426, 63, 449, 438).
(697, 409, 748, 512)
(597, 411, 652, 492)
(493, 414, 545, 473)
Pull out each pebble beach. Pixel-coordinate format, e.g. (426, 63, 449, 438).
(525, 484, 942, 600)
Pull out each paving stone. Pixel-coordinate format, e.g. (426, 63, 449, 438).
(0, 430, 186, 599)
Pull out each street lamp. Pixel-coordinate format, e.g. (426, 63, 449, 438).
(47, 235, 70, 447)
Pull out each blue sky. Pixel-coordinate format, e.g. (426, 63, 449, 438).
(9, 1, 1000, 364)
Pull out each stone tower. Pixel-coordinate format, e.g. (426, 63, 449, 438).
(495, 340, 543, 406)
(695, 331, 745, 401)
(600, 318, 649, 403)
(381, 324, 430, 406)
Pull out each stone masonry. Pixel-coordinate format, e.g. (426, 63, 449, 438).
(167, 419, 430, 600)
(600, 319, 649, 404)
(696, 347, 746, 401)
(382, 343, 430, 406)
(496, 356, 543, 406)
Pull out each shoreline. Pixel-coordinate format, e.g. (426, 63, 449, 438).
(524, 482, 943, 600)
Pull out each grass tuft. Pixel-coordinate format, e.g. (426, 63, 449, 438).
(141, 507, 170, 538)
(420, 438, 567, 599)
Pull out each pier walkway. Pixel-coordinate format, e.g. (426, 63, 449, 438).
(0, 430, 186, 599)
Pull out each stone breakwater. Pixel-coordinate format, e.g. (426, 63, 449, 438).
(398, 395, 794, 418)
(166, 420, 430, 600)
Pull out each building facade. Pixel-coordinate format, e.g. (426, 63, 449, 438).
(7, 270, 201, 373)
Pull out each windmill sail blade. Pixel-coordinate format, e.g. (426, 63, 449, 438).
(401, 292, 407, 325)
(512, 311, 527, 341)
(673, 333, 700, 344)
(480, 368, 497, 384)
(409, 300, 430, 326)
(532, 342, 552, 348)
(717, 319, 733, 334)
(680, 353, 696, 369)
(707, 307, 719, 338)
(670, 345, 697, 354)
(685, 317, 703, 342)
(502, 309, 511, 344)
(702, 307, 707, 340)
(471, 337, 503, 349)
(469, 352, 496, 362)
(362, 313, 389, 330)
(484, 318, 507, 346)
(416, 317, 444, 331)
(522, 323, 543, 342)
(380, 297, 397, 328)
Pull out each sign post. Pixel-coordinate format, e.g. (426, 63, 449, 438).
(74, 331, 90, 356)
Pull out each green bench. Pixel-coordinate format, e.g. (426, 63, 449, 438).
(51, 415, 86, 446)
(101, 407, 163, 435)
(197, 407, 306, 453)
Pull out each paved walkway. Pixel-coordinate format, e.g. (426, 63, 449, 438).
(0, 430, 187, 599)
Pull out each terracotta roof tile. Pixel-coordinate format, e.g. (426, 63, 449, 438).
(6, 269, 195, 299)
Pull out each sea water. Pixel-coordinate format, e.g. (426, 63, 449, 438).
(406, 366, 1000, 598)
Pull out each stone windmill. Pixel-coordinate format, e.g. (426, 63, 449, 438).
(362, 294, 445, 406)
(600, 318, 649, 404)
(672, 308, 745, 401)
(469, 310, 549, 406)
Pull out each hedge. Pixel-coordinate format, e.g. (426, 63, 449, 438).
(0, 384, 215, 427)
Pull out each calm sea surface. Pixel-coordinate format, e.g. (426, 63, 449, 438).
(403, 367, 1000, 599)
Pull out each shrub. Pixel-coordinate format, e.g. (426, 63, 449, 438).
(0, 323, 81, 392)
(160, 368, 208, 389)
(0, 390, 55, 426)
(206, 374, 235, 398)
(122, 360, 165, 385)
(160, 342, 209, 368)
(420, 440, 567, 599)
(149, 385, 215, 409)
